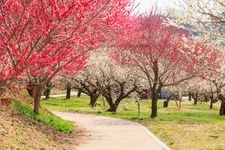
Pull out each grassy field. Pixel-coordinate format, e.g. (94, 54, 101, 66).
(42, 95, 225, 150)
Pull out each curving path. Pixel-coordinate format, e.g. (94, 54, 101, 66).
(52, 111, 170, 150)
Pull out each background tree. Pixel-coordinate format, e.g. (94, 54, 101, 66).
(43, 81, 55, 99)
(114, 13, 221, 117)
(80, 51, 138, 112)
(170, 0, 224, 45)
(73, 74, 100, 108)
(92, 67, 137, 112)
(171, 0, 225, 115)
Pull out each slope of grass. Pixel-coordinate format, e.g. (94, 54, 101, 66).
(42, 96, 225, 150)
(12, 100, 75, 134)
(0, 108, 83, 149)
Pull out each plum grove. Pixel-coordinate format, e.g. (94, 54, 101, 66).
(0, 0, 223, 117)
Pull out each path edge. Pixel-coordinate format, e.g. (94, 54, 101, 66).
(137, 123, 171, 150)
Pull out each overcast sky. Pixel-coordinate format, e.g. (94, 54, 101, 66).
(134, 0, 181, 14)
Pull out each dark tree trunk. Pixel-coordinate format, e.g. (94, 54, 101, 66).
(107, 104, 118, 112)
(77, 90, 81, 97)
(194, 98, 198, 105)
(90, 96, 96, 107)
(210, 99, 213, 109)
(43, 82, 54, 99)
(219, 101, 225, 115)
(32, 83, 44, 114)
(44, 82, 54, 99)
(105, 97, 117, 112)
(100, 81, 136, 112)
(113, 100, 121, 112)
(89, 90, 99, 107)
(151, 91, 158, 118)
(90, 94, 99, 108)
(218, 94, 225, 115)
(136, 100, 140, 118)
(45, 88, 50, 99)
(66, 84, 71, 99)
(188, 93, 192, 101)
(151, 98, 158, 117)
(191, 93, 200, 105)
(105, 96, 123, 112)
(150, 60, 160, 118)
(44, 82, 51, 99)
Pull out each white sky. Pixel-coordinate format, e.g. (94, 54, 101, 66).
(134, 0, 181, 14)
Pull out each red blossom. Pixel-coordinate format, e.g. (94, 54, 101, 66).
(0, 0, 133, 86)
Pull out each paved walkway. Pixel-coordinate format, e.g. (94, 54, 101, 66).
(52, 112, 170, 150)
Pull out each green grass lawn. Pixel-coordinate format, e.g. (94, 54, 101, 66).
(42, 96, 225, 150)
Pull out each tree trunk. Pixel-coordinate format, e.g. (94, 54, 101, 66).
(194, 98, 198, 105)
(113, 99, 121, 112)
(77, 90, 81, 97)
(136, 100, 140, 118)
(107, 104, 118, 112)
(32, 83, 44, 114)
(107, 98, 122, 112)
(90, 94, 99, 108)
(44, 82, 53, 99)
(105, 97, 117, 112)
(89, 90, 99, 108)
(210, 99, 213, 109)
(66, 84, 71, 99)
(188, 93, 192, 101)
(219, 101, 225, 115)
(45, 88, 50, 99)
(178, 99, 182, 110)
(151, 91, 158, 118)
(90, 96, 95, 107)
